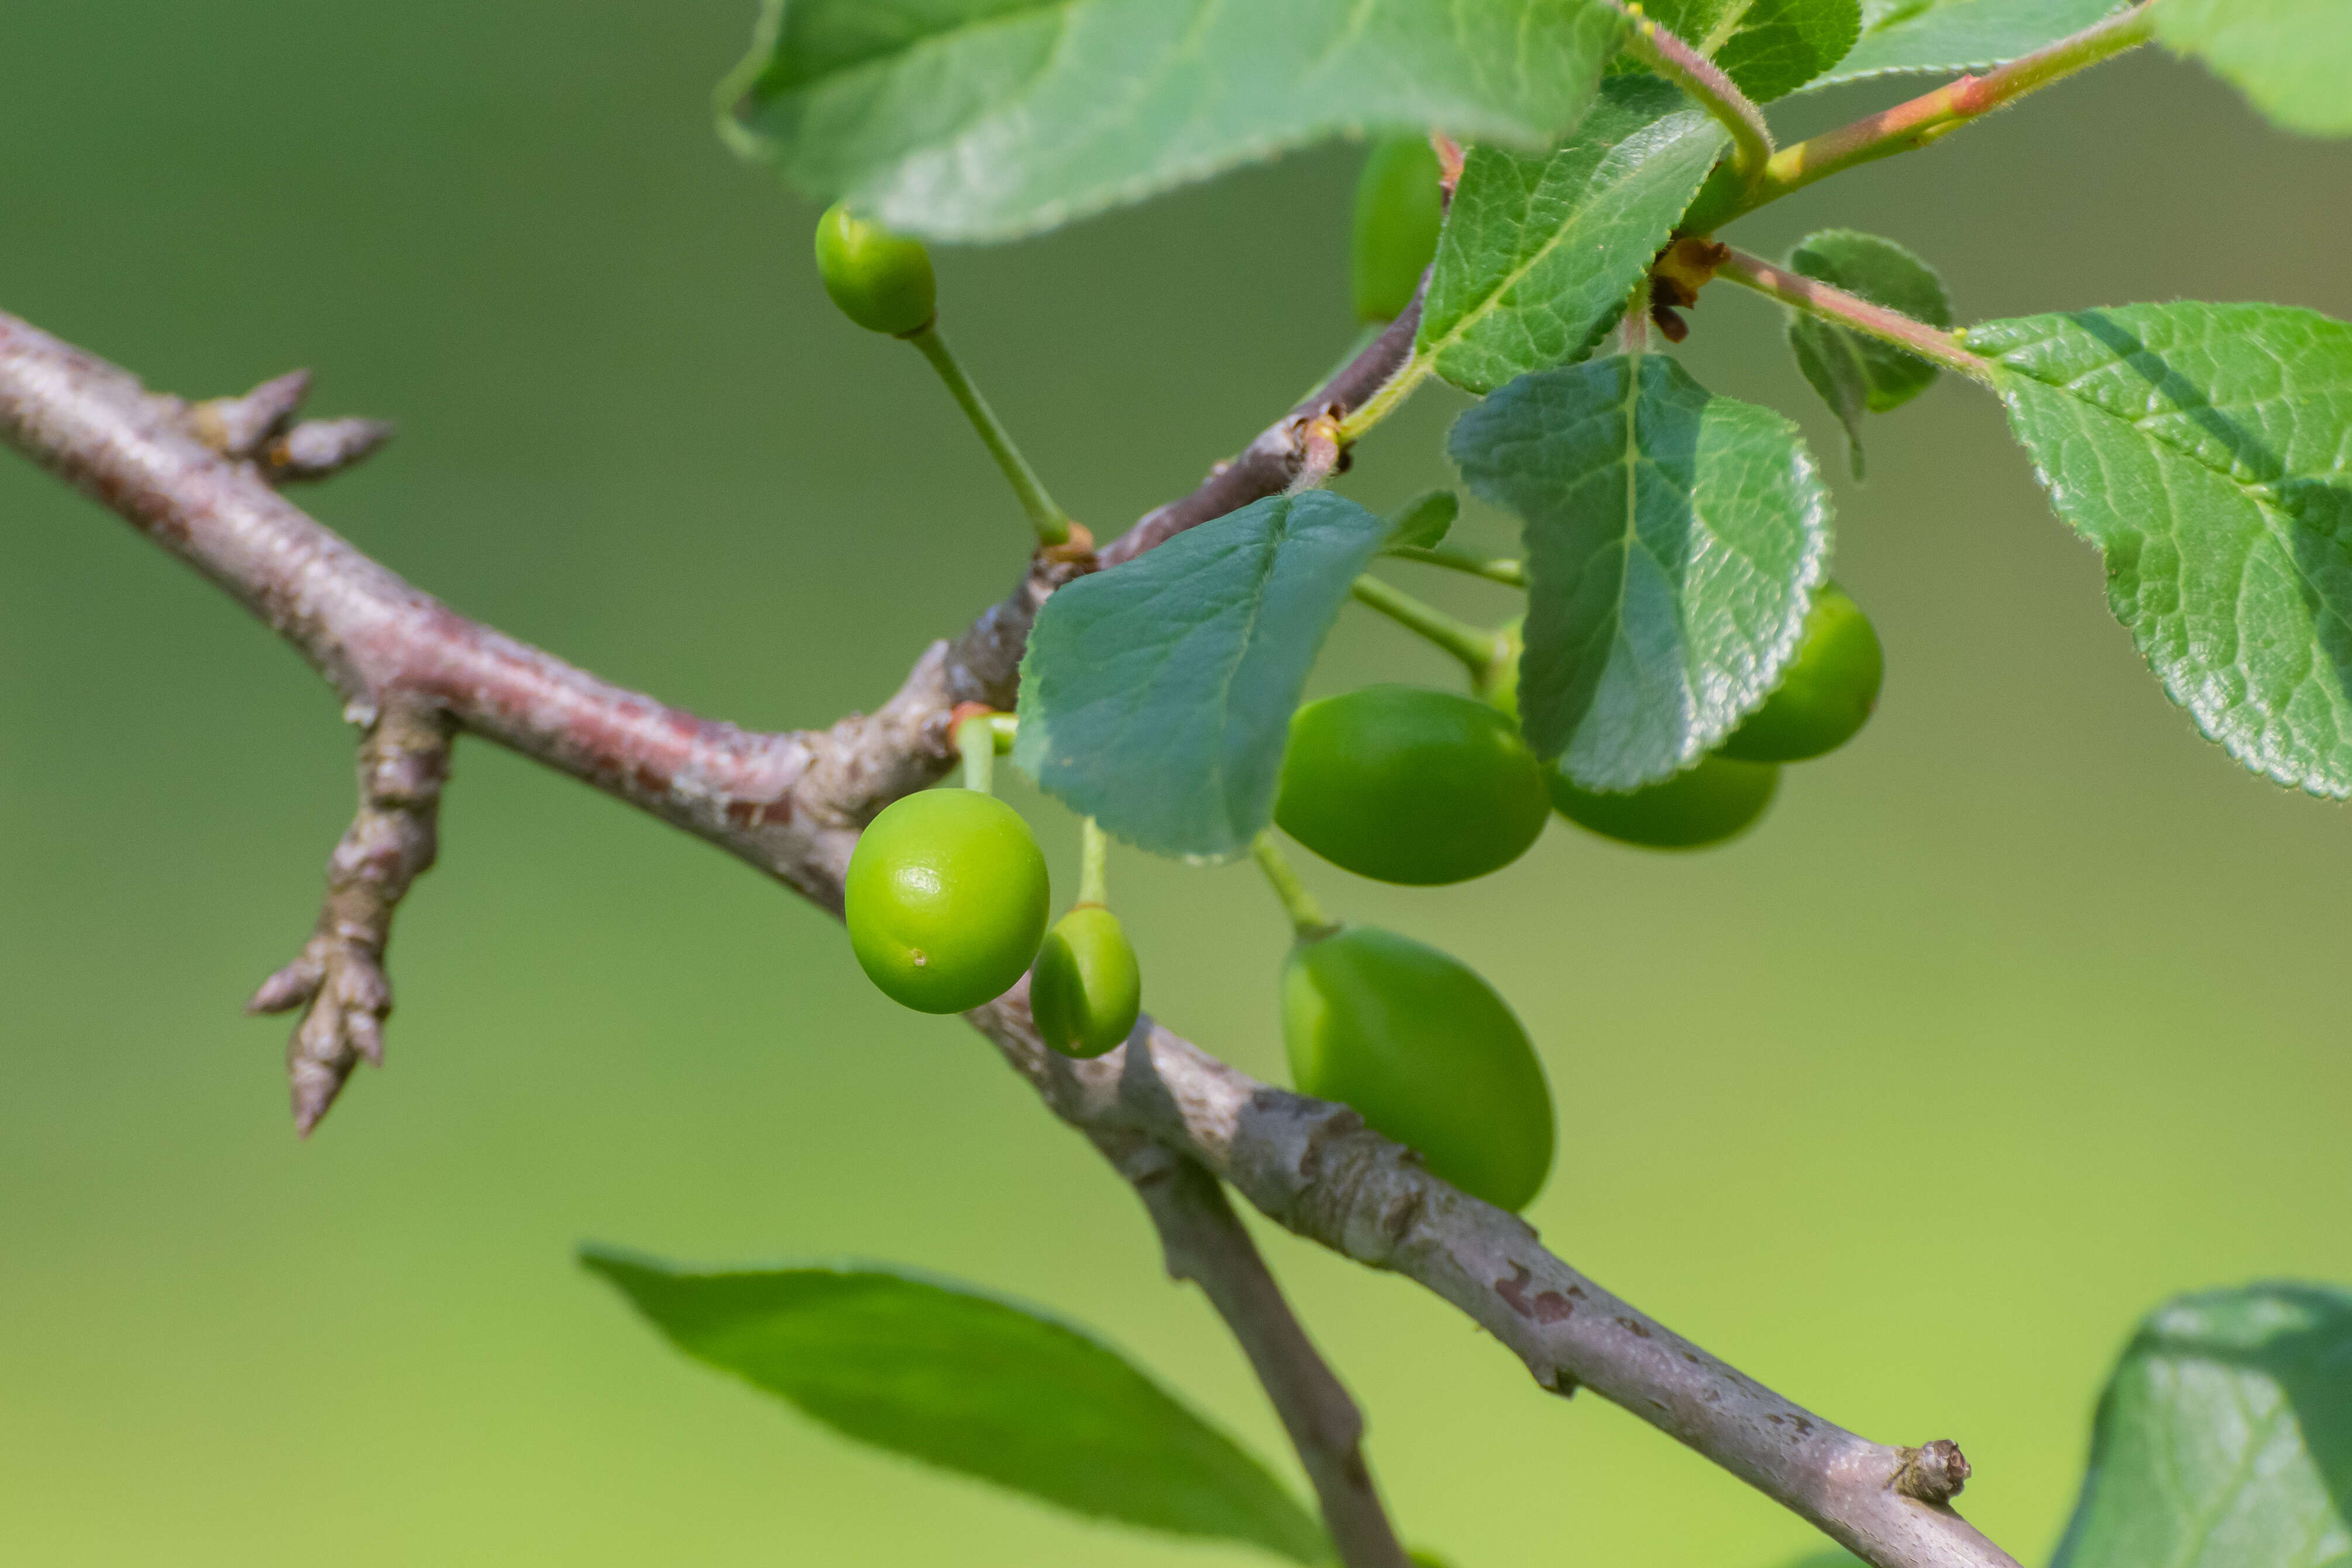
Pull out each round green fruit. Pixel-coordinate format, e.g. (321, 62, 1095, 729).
(844, 789, 1049, 1014)
(1720, 583, 1884, 762)
(814, 202, 937, 337)
(1282, 924, 1553, 1211)
(1030, 905, 1143, 1058)
(1549, 754, 1778, 850)
(1352, 137, 1445, 323)
(1274, 685, 1549, 886)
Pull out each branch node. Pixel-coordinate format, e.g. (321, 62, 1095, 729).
(1893, 1439, 1972, 1504)
(251, 699, 453, 1134)
(190, 370, 311, 458)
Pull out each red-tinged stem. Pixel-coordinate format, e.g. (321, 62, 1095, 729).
(1714, 247, 1998, 386)
(1690, 2, 2158, 230)
(1616, 1, 1774, 185)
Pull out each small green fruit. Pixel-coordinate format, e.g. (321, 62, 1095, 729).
(814, 202, 937, 337)
(1031, 905, 1143, 1058)
(1352, 137, 1444, 323)
(845, 789, 1048, 1013)
(1275, 686, 1550, 886)
(1282, 925, 1554, 1211)
(1550, 754, 1779, 850)
(1720, 583, 1885, 762)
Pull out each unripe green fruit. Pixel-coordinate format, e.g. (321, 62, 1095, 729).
(1282, 924, 1553, 1212)
(844, 789, 1048, 1014)
(1549, 754, 1778, 850)
(1719, 583, 1884, 762)
(1031, 905, 1143, 1058)
(1274, 686, 1549, 886)
(1352, 137, 1444, 323)
(814, 202, 937, 337)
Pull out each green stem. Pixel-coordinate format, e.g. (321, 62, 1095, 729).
(906, 326, 1072, 547)
(957, 711, 997, 793)
(1714, 246, 1999, 387)
(1077, 817, 1109, 908)
(1350, 573, 1508, 679)
(1687, 2, 2157, 230)
(1251, 833, 1335, 940)
(987, 711, 1017, 754)
(1615, 2, 1773, 187)
(1387, 545, 1526, 589)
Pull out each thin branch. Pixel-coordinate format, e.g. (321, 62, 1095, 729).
(1714, 247, 1998, 386)
(247, 700, 451, 1132)
(1106, 1135, 1411, 1568)
(1615, 1, 1775, 187)
(1687, 1, 2158, 230)
(0, 305, 2019, 1568)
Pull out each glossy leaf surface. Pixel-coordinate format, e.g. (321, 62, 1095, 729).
(1451, 355, 1832, 788)
(2052, 1283, 2352, 1568)
(1973, 302, 2352, 797)
(2158, 0, 2352, 137)
(1419, 78, 1727, 395)
(721, 0, 1625, 241)
(583, 1250, 1329, 1562)
(1015, 492, 1390, 860)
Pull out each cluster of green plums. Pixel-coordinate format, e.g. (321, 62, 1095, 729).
(845, 788, 1143, 1058)
(818, 188, 1882, 1219)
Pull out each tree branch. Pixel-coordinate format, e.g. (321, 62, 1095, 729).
(1103, 1132, 1410, 1568)
(0, 303, 2017, 1568)
(246, 698, 452, 1131)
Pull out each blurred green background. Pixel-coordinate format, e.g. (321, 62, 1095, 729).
(4, 6, 2348, 1566)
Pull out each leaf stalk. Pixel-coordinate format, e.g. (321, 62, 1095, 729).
(1349, 573, 1511, 680)
(1713, 247, 1998, 386)
(1615, 2, 1775, 188)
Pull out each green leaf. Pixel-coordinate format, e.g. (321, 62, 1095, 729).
(1971, 302, 2352, 799)
(720, 0, 1627, 243)
(1631, 0, 1863, 100)
(1813, 0, 2124, 87)
(581, 1249, 1328, 1563)
(1014, 491, 1390, 860)
(2051, 1282, 2352, 1568)
(1782, 229, 1953, 479)
(1385, 490, 1460, 549)
(1419, 78, 1729, 396)
(1449, 356, 1832, 788)
(2158, 0, 2352, 137)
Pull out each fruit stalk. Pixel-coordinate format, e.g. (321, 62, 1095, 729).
(906, 325, 1074, 548)
(957, 709, 998, 793)
(1251, 833, 1334, 940)
(1349, 573, 1509, 683)
(1078, 815, 1109, 907)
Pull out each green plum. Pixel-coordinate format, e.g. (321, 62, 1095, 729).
(1282, 924, 1553, 1211)
(844, 789, 1048, 1013)
(1352, 137, 1445, 322)
(813, 202, 937, 337)
(1030, 905, 1143, 1058)
(1720, 583, 1885, 762)
(1274, 686, 1550, 886)
(1549, 755, 1779, 850)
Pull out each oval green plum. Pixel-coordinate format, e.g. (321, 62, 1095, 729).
(1275, 686, 1550, 886)
(1549, 754, 1779, 850)
(1031, 905, 1143, 1058)
(1282, 924, 1554, 1211)
(844, 789, 1048, 1013)
(1719, 582, 1884, 762)
(814, 202, 937, 337)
